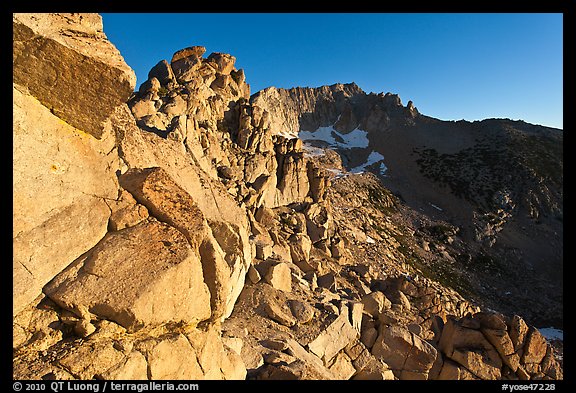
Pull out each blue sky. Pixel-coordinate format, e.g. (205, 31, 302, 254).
(101, 13, 563, 129)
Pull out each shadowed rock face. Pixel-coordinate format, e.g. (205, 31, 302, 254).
(13, 13, 562, 381)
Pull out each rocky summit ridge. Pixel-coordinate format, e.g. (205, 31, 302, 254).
(13, 13, 562, 381)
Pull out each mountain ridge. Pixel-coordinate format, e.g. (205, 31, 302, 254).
(252, 82, 563, 329)
(252, 81, 563, 132)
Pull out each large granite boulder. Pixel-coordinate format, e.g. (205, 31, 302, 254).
(13, 13, 135, 139)
(44, 219, 212, 331)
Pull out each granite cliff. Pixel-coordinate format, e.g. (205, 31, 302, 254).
(13, 13, 562, 381)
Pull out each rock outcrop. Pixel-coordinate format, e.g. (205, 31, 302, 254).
(13, 13, 248, 380)
(126, 43, 330, 212)
(13, 12, 134, 315)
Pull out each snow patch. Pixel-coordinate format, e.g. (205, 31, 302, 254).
(299, 124, 369, 149)
(339, 127, 370, 148)
(351, 151, 386, 174)
(366, 235, 376, 244)
(302, 145, 326, 158)
(326, 168, 347, 178)
(539, 327, 563, 341)
(299, 125, 339, 146)
(380, 162, 388, 176)
(299, 117, 390, 177)
(430, 203, 443, 211)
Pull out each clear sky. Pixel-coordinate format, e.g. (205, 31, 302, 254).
(101, 13, 563, 129)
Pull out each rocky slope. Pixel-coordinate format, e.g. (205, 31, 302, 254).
(13, 13, 562, 381)
(252, 84, 563, 329)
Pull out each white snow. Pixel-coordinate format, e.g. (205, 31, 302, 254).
(539, 327, 563, 341)
(326, 168, 347, 179)
(430, 203, 443, 211)
(380, 162, 388, 176)
(351, 151, 386, 173)
(338, 127, 370, 148)
(299, 117, 390, 177)
(299, 125, 369, 149)
(302, 145, 327, 158)
(299, 125, 339, 146)
(366, 235, 376, 244)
